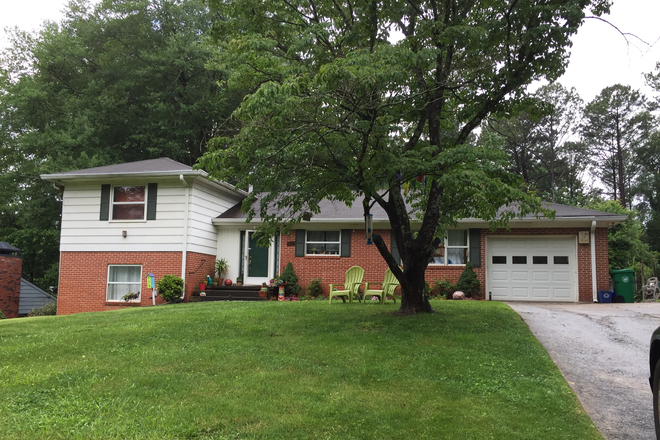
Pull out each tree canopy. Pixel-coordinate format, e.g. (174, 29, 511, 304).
(0, 0, 242, 289)
(202, 0, 611, 314)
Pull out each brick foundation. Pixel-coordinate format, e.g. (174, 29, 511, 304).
(57, 250, 216, 315)
(0, 254, 22, 318)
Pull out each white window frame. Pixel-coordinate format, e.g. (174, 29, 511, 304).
(106, 265, 142, 302)
(430, 230, 469, 266)
(111, 185, 147, 221)
(305, 231, 341, 255)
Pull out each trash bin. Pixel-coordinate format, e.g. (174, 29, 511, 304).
(610, 269, 635, 303)
(598, 290, 614, 303)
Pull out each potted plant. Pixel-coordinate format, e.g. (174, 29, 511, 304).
(236, 275, 243, 286)
(215, 258, 229, 284)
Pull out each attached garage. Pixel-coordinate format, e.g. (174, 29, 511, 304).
(487, 236, 577, 302)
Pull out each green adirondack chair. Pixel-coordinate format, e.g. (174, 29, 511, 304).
(329, 266, 365, 304)
(363, 269, 399, 304)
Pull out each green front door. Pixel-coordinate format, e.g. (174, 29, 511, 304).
(247, 232, 269, 280)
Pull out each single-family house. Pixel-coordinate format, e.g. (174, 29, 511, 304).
(42, 158, 627, 315)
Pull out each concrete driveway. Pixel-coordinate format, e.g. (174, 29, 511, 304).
(507, 302, 660, 440)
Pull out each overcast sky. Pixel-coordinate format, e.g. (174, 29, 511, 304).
(1, 0, 660, 103)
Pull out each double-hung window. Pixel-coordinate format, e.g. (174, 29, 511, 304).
(107, 265, 142, 301)
(431, 230, 468, 265)
(112, 186, 146, 220)
(306, 231, 340, 255)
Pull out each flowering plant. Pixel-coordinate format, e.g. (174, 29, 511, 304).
(452, 291, 465, 300)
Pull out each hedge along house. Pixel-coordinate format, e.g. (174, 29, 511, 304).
(44, 158, 627, 315)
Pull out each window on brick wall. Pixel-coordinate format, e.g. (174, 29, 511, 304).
(306, 231, 341, 255)
(431, 230, 469, 265)
(107, 265, 142, 301)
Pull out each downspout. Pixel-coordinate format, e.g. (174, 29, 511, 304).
(591, 220, 597, 303)
(180, 175, 190, 299)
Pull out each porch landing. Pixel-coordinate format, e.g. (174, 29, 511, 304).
(189, 285, 276, 302)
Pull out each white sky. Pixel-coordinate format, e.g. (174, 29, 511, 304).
(1, 0, 660, 104)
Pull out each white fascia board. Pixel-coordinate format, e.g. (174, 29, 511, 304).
(42, 170, 248, 197)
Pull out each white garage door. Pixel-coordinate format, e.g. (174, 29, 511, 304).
(487, 236, 577, 302)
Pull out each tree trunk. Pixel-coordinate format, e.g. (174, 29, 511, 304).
(396, 258, 436, 315)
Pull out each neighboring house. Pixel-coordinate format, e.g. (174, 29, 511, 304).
(18, 279, 56, 317)
(42, 158, 627, 315)
(0, 242, 56, 318)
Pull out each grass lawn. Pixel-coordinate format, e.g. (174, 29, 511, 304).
(0, 300, 601, 439)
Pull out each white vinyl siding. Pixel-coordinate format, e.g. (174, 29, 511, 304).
(59, 177, 243, 253)
(188, 180, 243, 256)
(59, 180, 186, 252)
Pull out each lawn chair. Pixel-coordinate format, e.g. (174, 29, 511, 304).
(364, 268, 399, 304)
(329, 266, 365, 304)
(643, 277, 660, 301)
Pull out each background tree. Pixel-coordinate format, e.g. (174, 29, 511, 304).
(485, 84, 587, 204)
(202, 0, 610, 314)
(582, 84, 653, 209)
(0, 0, 242, 289)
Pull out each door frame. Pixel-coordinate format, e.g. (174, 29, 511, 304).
(243, 230, 274, 285)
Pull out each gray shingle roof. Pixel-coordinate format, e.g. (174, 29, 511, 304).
(216, 196, 627, 224)
(41, 158, 199, 181)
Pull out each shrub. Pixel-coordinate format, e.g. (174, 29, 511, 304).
(280, 262, 301, 297)
(434, 279, 457, 300)
(157, 275, 185, 303)
(455, 261, 481, 299)
(28, 302, 57, 317)
(0, 309, 5, 319)
(307, 278, 323, 298)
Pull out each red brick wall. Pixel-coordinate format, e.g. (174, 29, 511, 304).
(57, 250, 216, 315)
(0, 254, 22, 318)
(185, 251, 217, 296)
(281, 227, 610, 302)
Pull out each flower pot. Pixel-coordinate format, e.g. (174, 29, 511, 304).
(198, 282, 206, 291)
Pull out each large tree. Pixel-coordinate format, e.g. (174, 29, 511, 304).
(582, 84, 653, 209)
(202, 0, 610, 314)
(0, 0, 242, 289)
(485, 83, 587, 204)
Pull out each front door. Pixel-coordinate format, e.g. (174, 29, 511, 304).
(245, 231, 269, 285)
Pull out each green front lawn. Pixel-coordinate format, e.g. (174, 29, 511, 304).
(0, 301, 601, 439)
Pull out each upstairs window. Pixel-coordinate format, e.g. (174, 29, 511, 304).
(113, 186, 146, 220)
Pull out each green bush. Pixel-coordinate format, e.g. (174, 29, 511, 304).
(433, 279, 456, 300)
(28, 302, 57, 317)
(157, 275, 185, 303)
(307, 278, 323, 298)
(455, 261, 482, 299)
(0, 308, 5, 319)
(280, 262, 301, 297)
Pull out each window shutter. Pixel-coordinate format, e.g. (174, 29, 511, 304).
(147, 183, 158, 220)
(340, 229, 351, 257)
(100, 184, 111, 221)
(295, 230, 305, 257)
(391, 232, 401, 265)
(469, 229, 481, 267)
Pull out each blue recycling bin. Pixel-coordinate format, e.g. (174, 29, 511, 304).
(598, 290, 614, 303)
